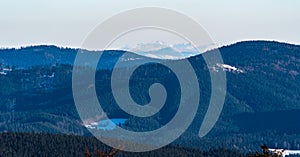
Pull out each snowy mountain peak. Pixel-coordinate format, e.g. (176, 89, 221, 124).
(120, 41, 217, 59)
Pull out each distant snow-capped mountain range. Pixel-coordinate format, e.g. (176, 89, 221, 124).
(118, 41, 217, 59)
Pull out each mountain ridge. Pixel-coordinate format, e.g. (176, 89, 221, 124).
(1, 40, 299, 59)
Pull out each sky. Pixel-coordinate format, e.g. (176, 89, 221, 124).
(0, 0, 300, 48)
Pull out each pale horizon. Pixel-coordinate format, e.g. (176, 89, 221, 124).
(1, 0, 300, 48)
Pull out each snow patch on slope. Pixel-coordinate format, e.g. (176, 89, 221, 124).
(211, 63, 245, 73)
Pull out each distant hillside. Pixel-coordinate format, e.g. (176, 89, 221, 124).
(0, 46, 76, 68)
(0, 45, 159, 69)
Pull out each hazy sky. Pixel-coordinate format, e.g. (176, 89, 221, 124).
(1, 0, 299, 48)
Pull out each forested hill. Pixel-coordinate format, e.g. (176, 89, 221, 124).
(0, 41, 300, 152)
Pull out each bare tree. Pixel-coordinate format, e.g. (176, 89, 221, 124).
(85, 147, 121, 157)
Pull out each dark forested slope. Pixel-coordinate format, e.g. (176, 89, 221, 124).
(0, 41, 299, 152)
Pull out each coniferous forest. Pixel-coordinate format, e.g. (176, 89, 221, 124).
(0, 132, 247, 157)
(0, 41, 300, 156)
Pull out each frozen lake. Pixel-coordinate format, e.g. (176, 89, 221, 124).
(85, 118, 128, 130)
